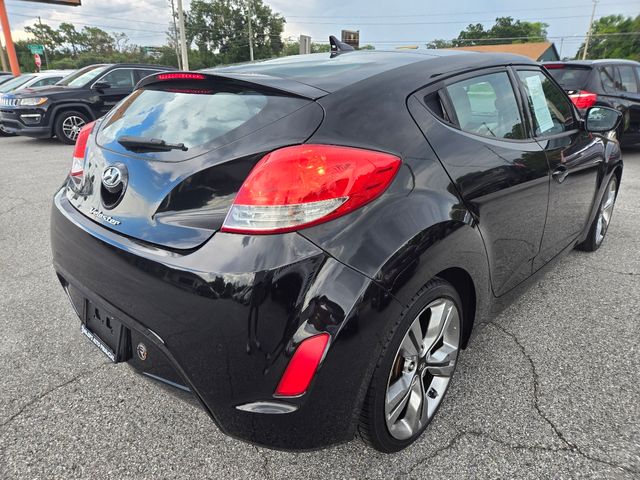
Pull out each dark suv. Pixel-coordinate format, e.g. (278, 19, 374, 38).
(0, 63, 175, 144)
(544, 59, 640, 145)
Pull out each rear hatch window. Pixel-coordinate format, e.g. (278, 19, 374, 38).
(545, 65, 592, 91)
(96, 81, 310, 162)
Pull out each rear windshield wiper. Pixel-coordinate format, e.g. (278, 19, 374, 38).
(118, 135, 188, 152)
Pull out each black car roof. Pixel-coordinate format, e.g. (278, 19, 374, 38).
(207, 50, 537, 93)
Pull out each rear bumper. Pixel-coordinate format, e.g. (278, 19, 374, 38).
(51, 189, 401, 449)
(0, 108, 51, 138)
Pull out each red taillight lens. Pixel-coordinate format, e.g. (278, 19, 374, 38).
(569, 90, 597, 109)
(544, 64, 564, 69)
(70, 121, 96, 181)
(275, 333, 330, 397)
(221, 144, 401, 234)
(157, 72, 206, 81)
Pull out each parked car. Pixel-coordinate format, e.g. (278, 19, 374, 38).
(51, 47, 622, 453)
(0, 70, 74, 136)
(544, 59, 640, 145)
(0, 72, 13, 85)
(0, 63, 175, 144)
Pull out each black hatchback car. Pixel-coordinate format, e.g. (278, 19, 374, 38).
(0, 63, 174, 144)
(51, 49, 622, 452)
(545, 59, 640, 145)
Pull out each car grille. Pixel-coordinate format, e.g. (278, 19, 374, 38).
(0, 97, 18, 107)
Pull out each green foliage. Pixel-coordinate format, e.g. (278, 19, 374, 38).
(186, 0, 285, 66)
(576, 15, 640, 60)
(427, 17, 548, 49)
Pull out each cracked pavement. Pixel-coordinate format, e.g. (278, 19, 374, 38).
(1, 137, 638, 479)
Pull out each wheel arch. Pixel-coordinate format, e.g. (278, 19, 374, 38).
(434, 267, 476, 348)
(51, 103, 95, 130)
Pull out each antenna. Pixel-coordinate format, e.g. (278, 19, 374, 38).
(329, 35, 355, 57)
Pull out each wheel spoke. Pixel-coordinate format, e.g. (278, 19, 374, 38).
(400, 318, 423, 357)
(422, 300, 452, 355)
(386, 374, 415, 424)
(426, 343, 457, 376)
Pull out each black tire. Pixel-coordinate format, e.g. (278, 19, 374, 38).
(576, 175, 618, 252)
(0, 124, 16, 137)
(359, 278, 463, 453)
(54, 110, 89, 145)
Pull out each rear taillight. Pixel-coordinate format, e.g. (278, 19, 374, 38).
(544, 64, 564, 69)
(221, 144, 401, 234)
(275, 333, 330, 397)
(70, 121, 96, 184)
(568, 90, 597, 109)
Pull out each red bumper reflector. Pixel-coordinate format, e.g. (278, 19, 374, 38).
(275, 333, 330, 397)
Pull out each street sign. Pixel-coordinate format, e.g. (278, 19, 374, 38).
(34, 53, 41, 69)
(28, 44, 44, 55)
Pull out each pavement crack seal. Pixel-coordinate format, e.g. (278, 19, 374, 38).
(488, 322, 639, 476)
(0, 363, 107, 430)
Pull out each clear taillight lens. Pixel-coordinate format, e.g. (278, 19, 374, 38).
(221, 144, 401, 234)
(69, 121, 96, 187)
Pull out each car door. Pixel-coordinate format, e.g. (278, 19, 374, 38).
(616, 65, 640, 144)
(92, 68, 137, 116)
(514, 68, 603, 269)
(408, 68, 550, 296)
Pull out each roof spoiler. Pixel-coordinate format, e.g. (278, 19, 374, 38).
(329, 35, 354, 58)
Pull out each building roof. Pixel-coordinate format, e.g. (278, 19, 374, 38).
(448, 42, 557, 61)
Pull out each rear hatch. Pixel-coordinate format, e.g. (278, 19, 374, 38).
(66, 72, 325, 249)
(544, 63, 592, 94)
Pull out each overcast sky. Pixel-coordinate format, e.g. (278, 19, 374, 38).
(2, 0, 639, 59)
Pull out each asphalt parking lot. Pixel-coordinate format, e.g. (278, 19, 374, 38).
(0, 136, 638, 479)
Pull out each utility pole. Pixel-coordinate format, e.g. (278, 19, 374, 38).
(176, 0, 189, 70)
(0, 39, 8, 71)
(582, 0, 598, 60)
(37, 16, 50, 70)
(247, 0, 254, 61)
(169, 0, 181, 69)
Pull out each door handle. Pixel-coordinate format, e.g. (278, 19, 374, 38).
(552, 166, 568, 183)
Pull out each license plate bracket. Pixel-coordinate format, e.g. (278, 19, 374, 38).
(81, 301, 130, 363)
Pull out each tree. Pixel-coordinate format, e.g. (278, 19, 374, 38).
(186, 0, 285, 65)
(428, 17, 549, 49)
(24, 22, 62, 53)
(455, 17, 548, 46)
(58, 23, 85, 55)
(576, 15, 640, 61)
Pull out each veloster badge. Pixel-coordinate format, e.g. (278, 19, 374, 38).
(89, 207, 122, 225)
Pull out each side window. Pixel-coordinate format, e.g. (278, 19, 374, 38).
(599, 66, 620, 93)
(134, 69, 162, 83)
(32, 77, 61, 87)
(618, 66, 638, 93)
(517, 70, 575, 137)
(98, 69, 136, 88)
(443, 72, 525, 140)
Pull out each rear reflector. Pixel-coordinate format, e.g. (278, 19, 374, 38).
(221, 144, 401, 234)
(157, 72, 206, 81)
(70, 121, 96, 184)
(568, 90, 597, 109)
(275, 333, 330, 397)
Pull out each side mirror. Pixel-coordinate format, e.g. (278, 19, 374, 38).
(584, 106, 621, 133)
(92, 82, 111, 91)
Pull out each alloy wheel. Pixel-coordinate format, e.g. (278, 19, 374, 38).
(595, 178, 617, 246)
(61, 115, 86, 142)
(385, 298, 460, 440)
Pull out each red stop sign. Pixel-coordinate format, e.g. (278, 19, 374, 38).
(34, 53, 41, 68)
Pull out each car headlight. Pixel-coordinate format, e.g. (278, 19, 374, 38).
(17, 97, 48, 106)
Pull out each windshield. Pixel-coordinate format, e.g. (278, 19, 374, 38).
(0, 75, 35, 93)
(57, 65, 110, 87)
(546, 66, 592, 90)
